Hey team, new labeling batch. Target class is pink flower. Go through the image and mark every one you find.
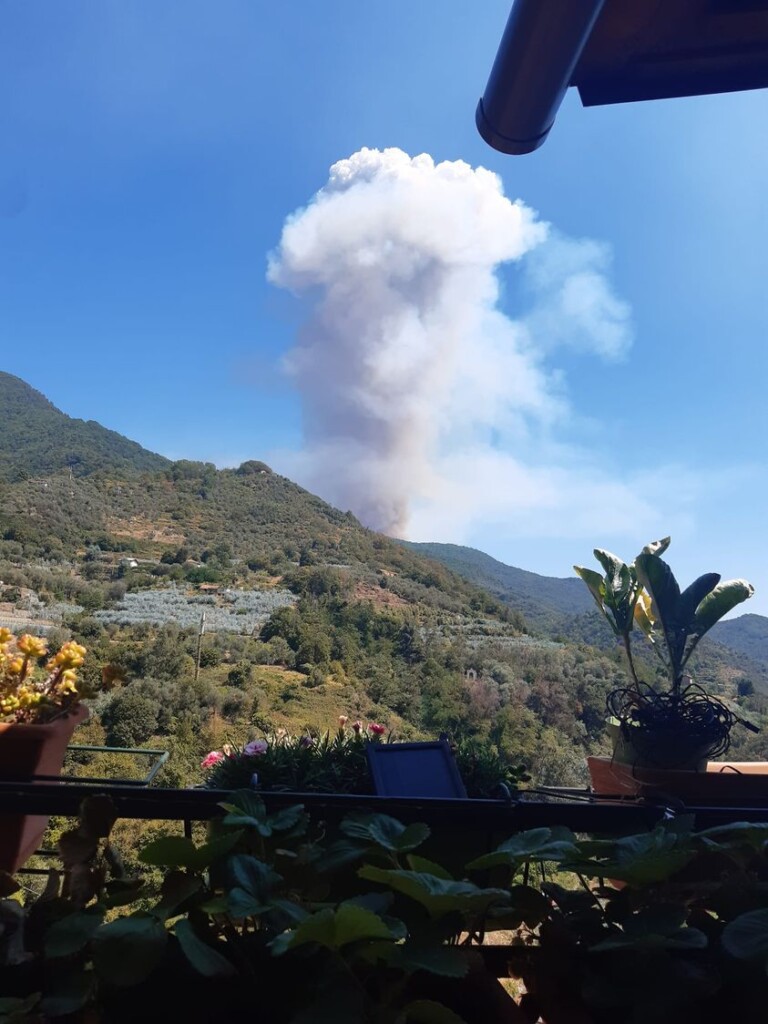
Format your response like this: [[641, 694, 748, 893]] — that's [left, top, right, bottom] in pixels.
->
[[200, 751, 225, 769], [352, 720, 363, 734], [338, 715, 348, 728], [244, 739, 268, 757], [368, 723, 386, 736]]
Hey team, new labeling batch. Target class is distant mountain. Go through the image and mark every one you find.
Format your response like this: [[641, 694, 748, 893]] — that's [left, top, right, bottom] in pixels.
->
[[711, 614, 768, 672], [0, 372, 520, 628], [405, 542, 593, 631], [411, 540, 768, 698], [0, 372, 169, 481]]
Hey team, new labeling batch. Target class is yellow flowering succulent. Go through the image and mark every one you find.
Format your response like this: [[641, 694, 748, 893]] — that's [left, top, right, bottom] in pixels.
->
[[0, 631, 89, 724]]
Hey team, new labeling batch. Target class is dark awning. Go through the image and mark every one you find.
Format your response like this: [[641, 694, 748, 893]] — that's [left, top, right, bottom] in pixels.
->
[[477, 0, 768, 155]]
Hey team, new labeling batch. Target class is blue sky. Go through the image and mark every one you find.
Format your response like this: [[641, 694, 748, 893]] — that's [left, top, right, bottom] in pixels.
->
[[1, 1, 767, 611]]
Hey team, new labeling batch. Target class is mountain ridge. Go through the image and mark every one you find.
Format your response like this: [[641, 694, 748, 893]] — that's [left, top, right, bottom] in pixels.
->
[[0, 371, 170, 482]]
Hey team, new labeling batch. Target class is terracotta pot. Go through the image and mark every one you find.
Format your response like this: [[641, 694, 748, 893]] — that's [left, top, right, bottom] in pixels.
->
[[587, 755, 768, 803], [0, 704, 89, 872]]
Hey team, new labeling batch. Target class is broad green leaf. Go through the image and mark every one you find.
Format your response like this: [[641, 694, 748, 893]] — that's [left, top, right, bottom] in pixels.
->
[[219, 788, 267, 816], [404, 1001, 467, 1024], [138, 836, 201, 869], [174, 919, 235, 978], [693, 579, 755, 635], [227, 888, 272, 919], [696, 821, 768, 851], [406, 855, 453, 880], [270, 903, 395, 955], [633, 590, 655, 639], [92, 914, 167, 986], [219, 791, 268, 831], [40, 974, 94, 1018], [506, 885, 552, 927], [640, 537, 671, 557], [341, 814, 430, 853], [230, 854, 282, 898], [267, 804, 308, 834], [566, 827, 695, 885], [466, 827, 578, 871], [635, 553, 681, 632], [677, 573, 720, 628], [573, 566, 607, 612], [139, 830, 242, 870], [722, 909, 768, 960], [314, 838, 368, 874], [593, 549, 627, 597], [358, 866, 508, 918], [45, 908, 104, 957]]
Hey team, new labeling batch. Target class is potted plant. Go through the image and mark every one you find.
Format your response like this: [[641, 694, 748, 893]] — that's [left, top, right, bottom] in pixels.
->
[[574, 538, 758, 794], [0, 629, 92, 871]]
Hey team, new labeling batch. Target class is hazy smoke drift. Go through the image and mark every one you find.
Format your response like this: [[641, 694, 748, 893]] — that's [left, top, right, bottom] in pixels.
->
[[269, 148, 630, 536]]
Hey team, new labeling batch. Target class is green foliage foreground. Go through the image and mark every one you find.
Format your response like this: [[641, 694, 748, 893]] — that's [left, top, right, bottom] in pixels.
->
[[3, 798, 768, 1022]]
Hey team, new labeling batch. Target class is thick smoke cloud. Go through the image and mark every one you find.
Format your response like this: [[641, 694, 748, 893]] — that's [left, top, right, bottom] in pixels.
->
[[268, 147, 634, 540]]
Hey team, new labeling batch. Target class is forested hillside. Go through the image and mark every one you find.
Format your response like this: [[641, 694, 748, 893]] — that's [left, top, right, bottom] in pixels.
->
[[2, 371, 767, 791], [0, 372, 169, 481]]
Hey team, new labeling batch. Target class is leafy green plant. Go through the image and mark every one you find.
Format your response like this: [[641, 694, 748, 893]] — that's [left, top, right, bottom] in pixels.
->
[[574, 537, 755, 766], [5, 797, 768, 1022]]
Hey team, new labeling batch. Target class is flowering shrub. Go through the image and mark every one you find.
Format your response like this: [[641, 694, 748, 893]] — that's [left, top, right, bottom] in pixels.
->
[[202, 716, 529, 797], [202, 717, 381, 794], [0, 629, 89, 724]]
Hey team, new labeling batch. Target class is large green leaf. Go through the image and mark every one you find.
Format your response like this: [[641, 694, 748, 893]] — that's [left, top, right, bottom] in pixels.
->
[[635, 553, 681, 629], [174, 920, 235, 978], [341, 814, 430, 853], [270, 903, 396, 955], [45, 907, 104, 957], [573, 566, 607, 614], [593, 549, 627, 598], [358, 866, 509, 918], [226, 855, 282, 919], [92, 914, 167, 986], [406, 855, 453, 880], [220, 791, 307, 837], [677, 573, 720, 628], [693, 579, 755, 636], [591, 904, 706, 953], [695, 821, 768, 852], [722, 909, 768, 960], [230, 854, 282, 897], [641, 537, 671, 557], [566, 827, 695, 886], [138, 830, 242, 870], [466, 827, 577, 871], [39, 974, 94, 1018]]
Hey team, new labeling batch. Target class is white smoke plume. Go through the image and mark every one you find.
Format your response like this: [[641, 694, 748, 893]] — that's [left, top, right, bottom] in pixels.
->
[[268, 147, 635, 541]]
